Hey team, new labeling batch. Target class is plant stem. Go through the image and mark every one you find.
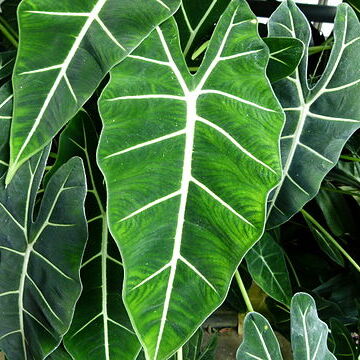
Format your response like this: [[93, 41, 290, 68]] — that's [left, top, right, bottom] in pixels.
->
[[301, 209, 360, 273], [177, 347, 183, 360], [0, 16, 18, 39], [340, 155, 360, 162], [0, 20, 18, 48], [235, 270, 254, 312], [283, 252, 301, 287], [308, 44, 332, 55]]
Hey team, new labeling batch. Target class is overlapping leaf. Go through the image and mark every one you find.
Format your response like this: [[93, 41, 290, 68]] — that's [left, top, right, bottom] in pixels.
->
[[264, 37, 304, 83], [237, 293, 336, 360], [47, 112, 140, 360], [245, 232, 292, 306], [266, 0, 360, 228], [175, 0, 230, 64], [46, 346, 72, 360], [0, 95, 87, 358], [98, 0, 283, 358], [6, 0, 180, 184], [236, 312, 282, 360]]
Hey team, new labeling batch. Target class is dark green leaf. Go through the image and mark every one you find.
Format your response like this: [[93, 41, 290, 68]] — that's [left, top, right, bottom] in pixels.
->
[[264, 37, 304, 83], [329, 318, 358, 360], [175, 0, 230, 65], [316, 188, 356, 237], [0, 150, 87, 360], [47, 112, 141, 359], [266, 1, 360, 228], [246, 232, 292, 306]]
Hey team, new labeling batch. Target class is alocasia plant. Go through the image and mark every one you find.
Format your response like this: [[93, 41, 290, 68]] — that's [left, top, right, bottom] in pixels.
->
[[98, 0, 283, 358], [0, 0, 359, 359]]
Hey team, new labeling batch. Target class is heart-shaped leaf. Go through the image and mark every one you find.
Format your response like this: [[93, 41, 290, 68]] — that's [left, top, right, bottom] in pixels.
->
[[6, 0, 180, 184], [98, 0, 283, 358], [266, 0, 360, 228]]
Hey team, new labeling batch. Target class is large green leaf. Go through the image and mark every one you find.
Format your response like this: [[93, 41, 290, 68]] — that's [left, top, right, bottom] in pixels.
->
[[47, 112, 141, 359], [245, 232, 292, 306], [266, 0, 360, 228], [98, 0, 283, 358], [5, 0, 180, 184], [0, 112, 87, 358], [237, 293, 336, 360]]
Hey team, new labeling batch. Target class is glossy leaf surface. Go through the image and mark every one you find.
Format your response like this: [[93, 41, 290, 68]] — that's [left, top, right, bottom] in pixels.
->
[[266, 0, 360, 228], [98, 0, 283, 358], [46, 112, 140, 360], [0, 145, 87, 360], [6, 0, 180, 184], [245, 232, 292, 306]]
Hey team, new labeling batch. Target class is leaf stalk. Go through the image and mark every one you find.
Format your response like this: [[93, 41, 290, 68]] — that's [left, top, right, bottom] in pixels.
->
[[301, 209, 360, 273], [235, 270, 254, 312]]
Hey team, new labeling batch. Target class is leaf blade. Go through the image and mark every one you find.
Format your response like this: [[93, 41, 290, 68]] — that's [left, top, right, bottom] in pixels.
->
[[98, 1, 284, 358], [6, 0, 180, 184], [267, 0, 360, 228]]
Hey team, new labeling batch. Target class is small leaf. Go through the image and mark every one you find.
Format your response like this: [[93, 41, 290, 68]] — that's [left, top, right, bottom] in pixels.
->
[[236, 312, 283, 360], [264, 37, 304, 83], [291, 293, 336, 360], [237, 293, 337, 360], [245, 232, 292, 306]]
